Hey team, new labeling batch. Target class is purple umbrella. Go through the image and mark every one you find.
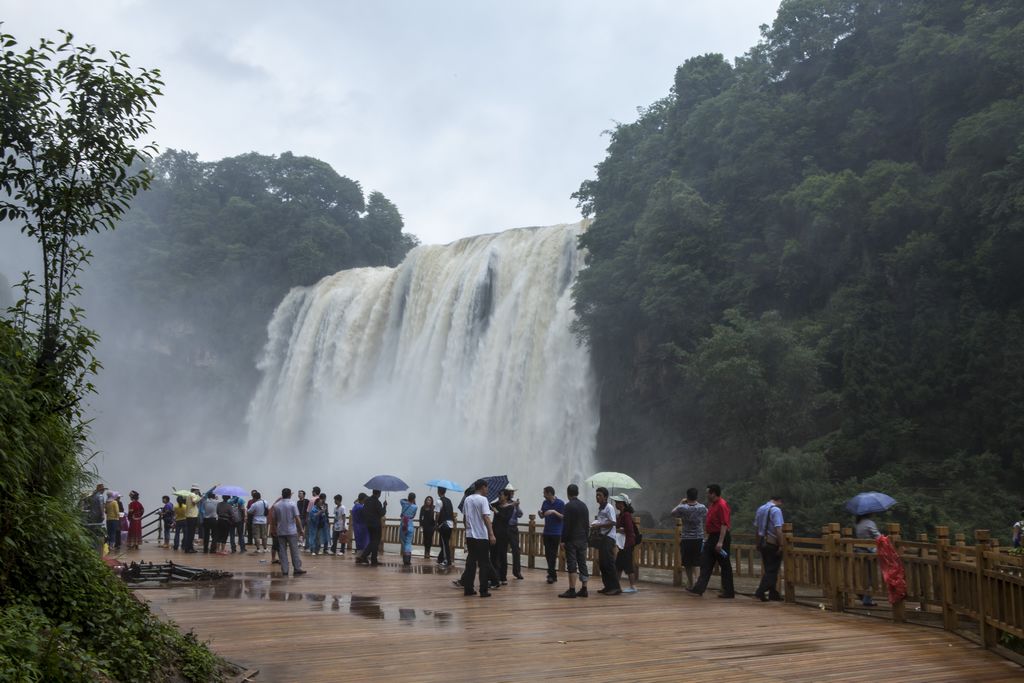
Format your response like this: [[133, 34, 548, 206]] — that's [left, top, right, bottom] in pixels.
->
[[363, 475, 408, 492]]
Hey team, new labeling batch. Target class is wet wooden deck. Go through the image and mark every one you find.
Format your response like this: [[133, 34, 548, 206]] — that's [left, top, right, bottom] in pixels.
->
[[129, 545, 1022, 682]]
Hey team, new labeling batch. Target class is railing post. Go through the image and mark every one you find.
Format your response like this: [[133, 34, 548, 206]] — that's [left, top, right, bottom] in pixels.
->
[[527, 514, 537, 570], [827, 523, 843, 612], [672, 519, 683, 587], [936, 526, 957, 632], [886, 522, 905, 622], [840, 526, 853, 609], [782, 522, 795, 603], [974, 529, 994, 648]]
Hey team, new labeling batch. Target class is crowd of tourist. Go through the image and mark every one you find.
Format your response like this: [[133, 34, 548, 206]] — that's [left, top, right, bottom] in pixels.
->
[[84, 481, 793, 601]]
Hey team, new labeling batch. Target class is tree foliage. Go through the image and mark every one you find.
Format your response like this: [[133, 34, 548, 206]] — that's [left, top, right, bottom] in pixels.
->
[[0, 29, 161, 420], [0, 30, 222, 680], [86, 149, 418, 428], [574, 0, 1024, 534]]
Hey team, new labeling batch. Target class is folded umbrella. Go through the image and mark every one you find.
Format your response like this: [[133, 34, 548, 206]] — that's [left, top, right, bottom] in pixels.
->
[[364, 474, 409, 492], [844, 491, 897, 516], [425, 479, 465, 492], [213, 485, 248, 498]]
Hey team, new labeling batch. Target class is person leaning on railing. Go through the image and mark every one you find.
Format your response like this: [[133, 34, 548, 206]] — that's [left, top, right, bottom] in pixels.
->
[[855, 513, 880, 607], [753, 496, 784, 602]]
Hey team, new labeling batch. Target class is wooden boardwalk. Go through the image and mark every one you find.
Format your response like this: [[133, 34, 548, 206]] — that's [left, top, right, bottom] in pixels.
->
[[129, 545, 1022, 682]]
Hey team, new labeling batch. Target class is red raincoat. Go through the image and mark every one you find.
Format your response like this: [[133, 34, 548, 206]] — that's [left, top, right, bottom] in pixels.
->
[[876, 535, 907, 604]]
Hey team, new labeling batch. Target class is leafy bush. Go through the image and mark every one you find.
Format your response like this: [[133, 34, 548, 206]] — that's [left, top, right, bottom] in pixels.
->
[[0, 321, 224, 681]]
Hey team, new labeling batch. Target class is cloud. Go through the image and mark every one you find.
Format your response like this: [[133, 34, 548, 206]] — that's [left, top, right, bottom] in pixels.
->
[[0, 0, 782, 246]]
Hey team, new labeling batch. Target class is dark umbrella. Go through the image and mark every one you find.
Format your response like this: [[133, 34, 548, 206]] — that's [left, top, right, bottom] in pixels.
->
[[364, 475, 409, 492], [844, 491, 897, 516], [458, 474, 509, 512]]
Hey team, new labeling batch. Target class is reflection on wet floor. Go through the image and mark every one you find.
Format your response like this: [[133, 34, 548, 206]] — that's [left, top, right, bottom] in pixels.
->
[[368, 561, 453, 575], [164, 578, 454, 626]]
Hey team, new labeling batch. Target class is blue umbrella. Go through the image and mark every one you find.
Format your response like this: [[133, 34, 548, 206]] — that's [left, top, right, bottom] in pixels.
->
[[844, 491, 897, 516], [458, 475, 509, 511], [425, 479, 465, 492], [213, 485, 248, 498], [364, 474, 409, 492]]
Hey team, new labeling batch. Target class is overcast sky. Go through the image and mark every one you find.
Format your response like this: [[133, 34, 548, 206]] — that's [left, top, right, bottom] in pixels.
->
[[1, 0, 780, 246]]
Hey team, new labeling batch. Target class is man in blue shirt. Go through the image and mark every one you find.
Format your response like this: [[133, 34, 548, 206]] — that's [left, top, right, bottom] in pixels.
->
[[753, 496, 784, 602], [538, 486, 565, 584]]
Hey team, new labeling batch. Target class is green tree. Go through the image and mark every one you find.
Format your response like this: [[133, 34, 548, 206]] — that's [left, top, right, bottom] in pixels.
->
[[573, 0, 1024, 534], [0, 29, 161, 417], [0, 29, 222, 681]]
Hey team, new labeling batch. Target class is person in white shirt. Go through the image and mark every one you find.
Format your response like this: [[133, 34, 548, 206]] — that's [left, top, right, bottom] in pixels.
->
[[456, 479, 497, 597], [592, 487, 621, 595], [332, 494, 348, 555], [248, 491, 270, 553]]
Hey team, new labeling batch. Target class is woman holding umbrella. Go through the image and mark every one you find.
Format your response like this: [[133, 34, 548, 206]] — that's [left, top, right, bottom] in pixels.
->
[[846, 492, 895, 608]]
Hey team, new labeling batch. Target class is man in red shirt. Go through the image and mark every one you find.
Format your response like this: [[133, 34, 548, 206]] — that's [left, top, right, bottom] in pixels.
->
[[686, 484, 735, 598]]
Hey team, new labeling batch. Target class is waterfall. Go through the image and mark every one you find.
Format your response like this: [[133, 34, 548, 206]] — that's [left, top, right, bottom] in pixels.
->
[[247, 222, 599, 501]]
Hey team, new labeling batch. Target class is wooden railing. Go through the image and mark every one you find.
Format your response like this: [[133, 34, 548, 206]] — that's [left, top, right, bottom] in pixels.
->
[[779, 522, 1024, 657], [372, 515, 1024, 657]]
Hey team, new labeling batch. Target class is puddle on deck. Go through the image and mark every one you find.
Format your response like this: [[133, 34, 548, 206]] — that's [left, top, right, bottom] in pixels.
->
[[161, 577, 455, 627]]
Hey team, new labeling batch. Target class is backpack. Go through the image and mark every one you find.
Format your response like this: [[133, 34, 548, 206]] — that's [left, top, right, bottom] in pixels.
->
[[229, 504, 242, 525], [633, 520, 643, 546]]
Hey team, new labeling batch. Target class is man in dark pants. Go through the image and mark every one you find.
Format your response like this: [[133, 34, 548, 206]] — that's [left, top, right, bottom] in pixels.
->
[[539, 485, 565, 583], [357, 489, 386, 566], [592, 487, 621, 595], [457, 479, 497, 597], [558, 484, 590, 598], [201, 490, 218, 553], [505, 486, 524, 580], [687, 484, 735, 598], [183, 485, 202, 553], [754, 496, 784, 602], [436, 487, 455, 566]]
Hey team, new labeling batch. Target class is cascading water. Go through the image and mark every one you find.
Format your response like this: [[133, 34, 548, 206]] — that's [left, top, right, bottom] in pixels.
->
[[247, 222, 598, 501]]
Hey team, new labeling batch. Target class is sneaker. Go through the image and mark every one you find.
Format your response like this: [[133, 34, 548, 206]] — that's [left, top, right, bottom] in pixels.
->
[[514, 574, 524, 580], [622, 587, 638, 593], [576, 586, 588, 598], [546, 577, 556, 584], [271, 559, 280, 564], [452, 580, 465, 589], [558, 589, 577, 599], [717, 593, 735, 599], [685, 588, 703, 596], [293, 569, 307, 576], [500, 580, 508, 586], [605, 588, 622, 596], [464, 589, 478, 596], [479, 592, 491, 598]]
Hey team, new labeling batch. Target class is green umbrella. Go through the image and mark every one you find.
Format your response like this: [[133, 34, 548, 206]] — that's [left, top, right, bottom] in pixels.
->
[[584, 472, 642, 490]]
